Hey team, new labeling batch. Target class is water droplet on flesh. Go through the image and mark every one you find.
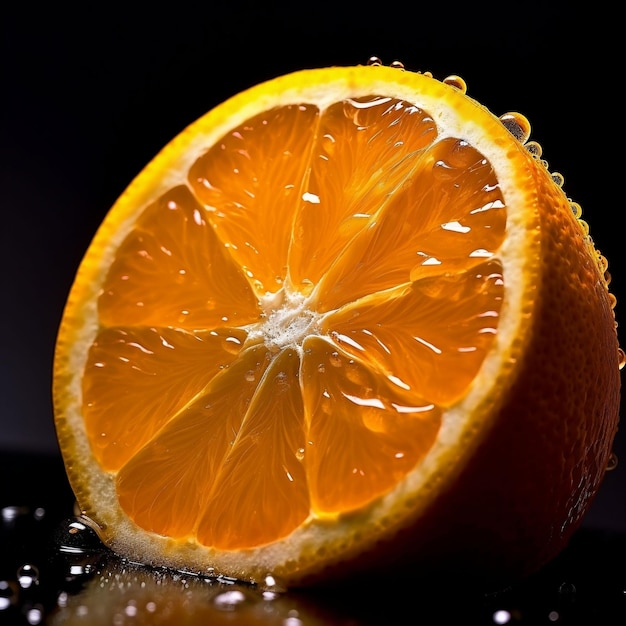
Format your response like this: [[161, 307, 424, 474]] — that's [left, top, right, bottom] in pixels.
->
[[329, 352, 342, 367]]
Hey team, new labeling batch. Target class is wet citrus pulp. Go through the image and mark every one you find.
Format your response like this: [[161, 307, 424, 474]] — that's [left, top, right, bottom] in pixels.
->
[[53, 62, 621, 586]]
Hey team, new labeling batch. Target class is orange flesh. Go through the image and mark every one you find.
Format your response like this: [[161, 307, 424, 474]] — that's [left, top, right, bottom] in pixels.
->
[[82, 96, 506, 550]]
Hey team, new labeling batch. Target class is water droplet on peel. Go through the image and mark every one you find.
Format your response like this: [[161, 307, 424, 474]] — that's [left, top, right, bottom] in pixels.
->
[[606, 452, 618, 471], [578, 219, 590, 235], [551, 171, 565, 187], [617, 347, 625, 370], [570, 201, 582, 218], [17, 564, 39, 589], [499, 112, 531, 144], [525, 140, 543, 158], [443, 74, 467, 93]]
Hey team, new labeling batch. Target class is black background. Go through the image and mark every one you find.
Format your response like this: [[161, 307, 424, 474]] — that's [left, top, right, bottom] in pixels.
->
[[2, 2, 624, 532]]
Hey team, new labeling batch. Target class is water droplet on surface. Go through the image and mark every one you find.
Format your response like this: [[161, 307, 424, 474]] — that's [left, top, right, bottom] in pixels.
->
[[1, 505, 30, 527], [295, 448, 305, 461], [499, 112, 531, 144], [56, 517, 107, 554], [617, 347, 625, 370], [33, 507, 45, 521], [212, 588, 253, 611], [558, 581, 577, 596], [367, 56, 382, 66], [260, 573, 287, 595], [492, 608, 512, 624], [390, 60, 404, 69], [0, 580, 18, 610], [17, 564, 39, 589], [25, 603, 44, 624]]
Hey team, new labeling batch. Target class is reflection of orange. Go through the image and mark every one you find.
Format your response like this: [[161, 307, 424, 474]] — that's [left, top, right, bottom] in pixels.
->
[[53, 63, 621, 586], [48, 559, 330, 626]]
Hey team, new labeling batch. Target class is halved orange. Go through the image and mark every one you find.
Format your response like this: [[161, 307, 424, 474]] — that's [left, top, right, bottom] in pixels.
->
[[53, 61, 621, 587]]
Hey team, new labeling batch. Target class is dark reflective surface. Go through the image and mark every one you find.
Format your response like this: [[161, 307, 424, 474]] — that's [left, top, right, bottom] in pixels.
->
[[1, 450, 624, 625]]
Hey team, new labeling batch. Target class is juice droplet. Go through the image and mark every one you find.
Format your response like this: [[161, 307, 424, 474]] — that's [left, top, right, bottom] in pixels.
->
[[443, 74, 467, 94], [606, 452, 618, 471], [499, 112, 531, 144]]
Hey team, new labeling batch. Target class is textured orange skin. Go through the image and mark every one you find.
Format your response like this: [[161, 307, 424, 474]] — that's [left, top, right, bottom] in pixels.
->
[[294, 148, 621, 589]]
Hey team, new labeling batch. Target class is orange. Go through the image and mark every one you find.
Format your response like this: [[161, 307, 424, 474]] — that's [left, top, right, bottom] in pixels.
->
[[52, 60, 621, 588]]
